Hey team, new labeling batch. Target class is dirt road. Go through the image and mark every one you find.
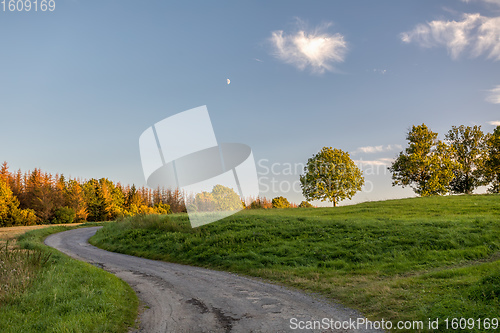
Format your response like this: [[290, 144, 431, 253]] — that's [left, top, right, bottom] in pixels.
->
[[45, 227, 382, 333]]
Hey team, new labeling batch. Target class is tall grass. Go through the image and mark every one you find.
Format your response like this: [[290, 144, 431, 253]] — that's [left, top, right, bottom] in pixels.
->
[[0, 241, 51, 303]]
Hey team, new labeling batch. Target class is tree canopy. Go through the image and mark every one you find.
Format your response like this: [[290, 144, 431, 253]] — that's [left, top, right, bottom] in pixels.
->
[[193, 185, 242, 212], [300, 147, 364, 207], [445, 125, 486, 194], [389, 124, 458, 196]]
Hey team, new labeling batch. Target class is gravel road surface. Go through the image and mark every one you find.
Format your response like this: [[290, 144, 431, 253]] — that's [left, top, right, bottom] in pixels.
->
[[45, 227, 382, 333]]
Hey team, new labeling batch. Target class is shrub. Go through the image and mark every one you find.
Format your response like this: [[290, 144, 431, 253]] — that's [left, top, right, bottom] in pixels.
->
[[272, 196, 290, 208], [52, 207, 76, 224], [298, 201, 314, 208], [14, 208, 38, 225], [153, 202, 171, 214]]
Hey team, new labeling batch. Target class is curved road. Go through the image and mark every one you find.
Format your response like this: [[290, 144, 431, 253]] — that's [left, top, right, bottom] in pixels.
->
[[45, 227, 381, 333]]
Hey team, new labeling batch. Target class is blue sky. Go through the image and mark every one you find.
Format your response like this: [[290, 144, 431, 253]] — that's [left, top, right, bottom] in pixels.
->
[[1, 0, 500, 205]]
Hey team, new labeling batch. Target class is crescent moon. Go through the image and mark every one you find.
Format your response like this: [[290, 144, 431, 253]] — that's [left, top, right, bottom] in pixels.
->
[[227, 79, 230, 85]]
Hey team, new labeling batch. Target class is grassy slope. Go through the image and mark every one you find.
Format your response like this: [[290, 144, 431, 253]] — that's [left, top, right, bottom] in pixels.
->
[[0, 225, 138, 333], [90, 195, 500, 332]]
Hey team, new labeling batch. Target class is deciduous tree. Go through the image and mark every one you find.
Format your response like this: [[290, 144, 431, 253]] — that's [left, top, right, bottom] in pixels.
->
[[300, 147, 364, 207], [211, 185, 242, 211], [445, 125, 486, 194], [389, 124, 458, 196]]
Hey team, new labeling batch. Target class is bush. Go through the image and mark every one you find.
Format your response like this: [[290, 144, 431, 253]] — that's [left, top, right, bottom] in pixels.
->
[[272, 196, 290, 208], [14, 208, 38, 225], [153, 202, 171, 214], [298, 201, 314, 208], [52, 207, 76, 224]]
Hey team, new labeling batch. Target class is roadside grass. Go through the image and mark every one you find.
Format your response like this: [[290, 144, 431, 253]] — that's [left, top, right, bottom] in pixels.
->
[[90, 195, 500, 332], [0, 224, 138, 333], [0, 240, 52, 304]]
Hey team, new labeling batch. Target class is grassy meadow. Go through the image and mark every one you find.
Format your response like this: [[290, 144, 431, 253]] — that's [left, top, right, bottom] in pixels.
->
[[90, 194, 500, 332], [0, 225, 138, 333]]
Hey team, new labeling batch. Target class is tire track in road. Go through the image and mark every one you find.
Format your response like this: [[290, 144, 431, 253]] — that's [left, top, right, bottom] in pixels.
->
[[45, 227, 382, 333]]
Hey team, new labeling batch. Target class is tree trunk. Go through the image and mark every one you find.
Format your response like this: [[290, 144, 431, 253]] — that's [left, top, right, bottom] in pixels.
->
[[333, 198, 337, 207]]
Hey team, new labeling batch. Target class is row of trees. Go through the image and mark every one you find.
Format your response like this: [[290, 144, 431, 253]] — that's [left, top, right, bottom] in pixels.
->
[[390, 124, 500, 196], [0, 162, 185, 226], [0, 162, 316, 226]]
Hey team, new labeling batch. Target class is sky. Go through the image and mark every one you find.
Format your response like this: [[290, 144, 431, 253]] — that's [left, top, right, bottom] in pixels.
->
[[1, 0, 500, 206]]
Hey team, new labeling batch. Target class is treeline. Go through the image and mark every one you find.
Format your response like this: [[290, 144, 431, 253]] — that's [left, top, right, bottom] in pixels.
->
[[390, 124, 500, 196], [0, 162, 185, 227], [0, 162, 312, 227]]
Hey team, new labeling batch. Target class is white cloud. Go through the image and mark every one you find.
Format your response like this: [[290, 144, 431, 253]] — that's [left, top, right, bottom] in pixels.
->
[[460, 0, 500, 5], [401, 13, 500, 60], [355, 158, 395, 167], [486, 85, 500, 103], [488, 120, 500, 125], [354, 144, 402, 154], [269, 21, 348, 73]]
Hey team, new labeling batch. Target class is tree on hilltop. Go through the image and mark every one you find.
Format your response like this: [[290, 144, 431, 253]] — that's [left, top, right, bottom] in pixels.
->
[[300, 147, 364, 207], [445, 125, 487, 194], [389, 124, 458, 196]]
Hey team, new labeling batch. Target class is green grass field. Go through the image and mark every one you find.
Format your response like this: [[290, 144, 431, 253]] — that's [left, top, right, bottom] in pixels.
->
[[0, 225, 138, 333], [90, 194, 500, 332]]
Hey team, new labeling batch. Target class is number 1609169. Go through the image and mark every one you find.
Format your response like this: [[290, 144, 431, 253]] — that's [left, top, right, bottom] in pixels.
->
[[1, 0, 55, 12]]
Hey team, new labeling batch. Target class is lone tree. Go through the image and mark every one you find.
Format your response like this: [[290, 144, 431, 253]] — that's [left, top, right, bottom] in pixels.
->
[[445, 125, 486, 194], [300, 147, 364, 207], [389, 124, 458, 196]]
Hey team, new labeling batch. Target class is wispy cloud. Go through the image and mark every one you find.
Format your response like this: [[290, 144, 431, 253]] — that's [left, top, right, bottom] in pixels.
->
[[355, 158, 395, 166], [373, 69, 387, 74], [401, 13, 500, 60], [354, 144, 402, 154], [486, 85, 500, 103], [269, 20, 348, 73], [488, 120, 500, 125], [460, 0, 500, 5]]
